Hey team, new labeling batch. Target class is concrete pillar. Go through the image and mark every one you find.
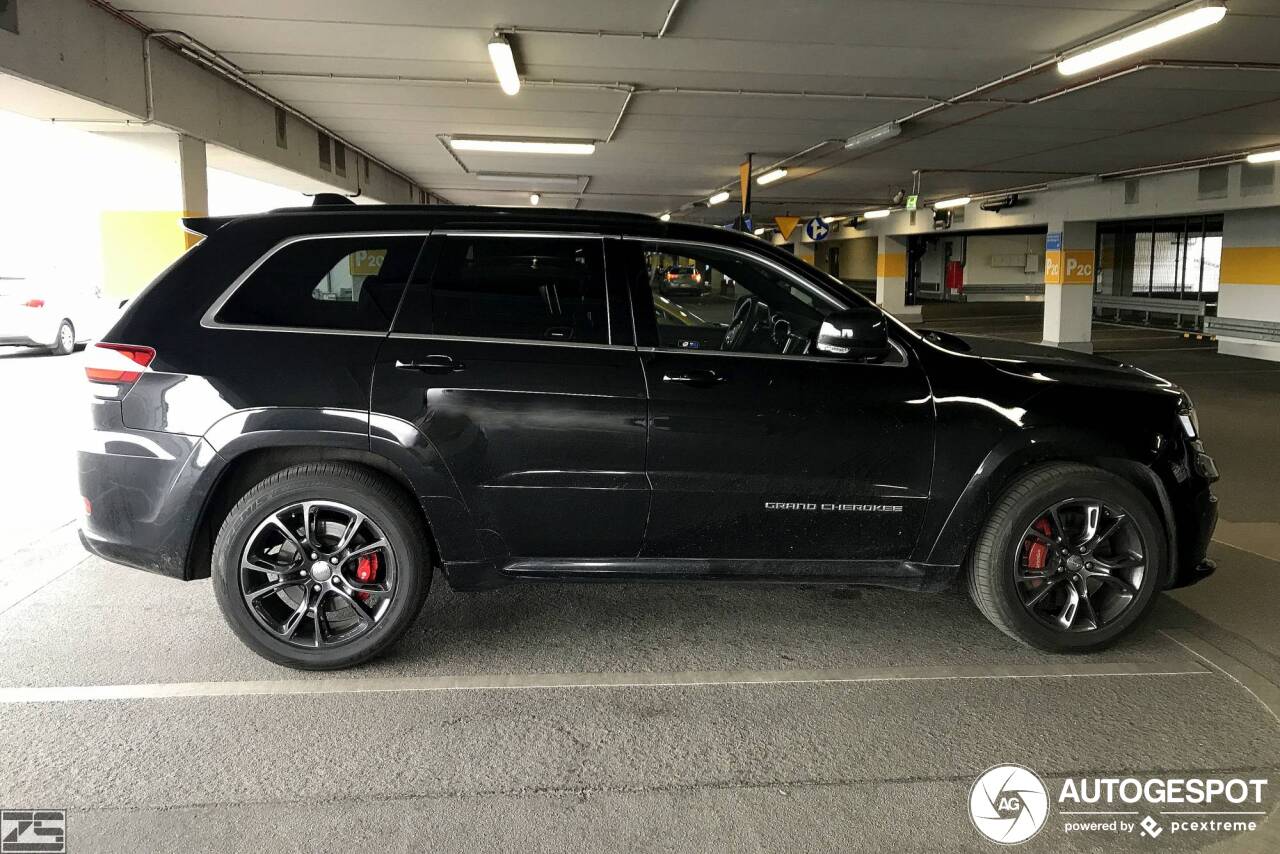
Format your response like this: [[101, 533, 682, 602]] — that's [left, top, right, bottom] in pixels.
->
[[97, 133, 208, 298], [876, 234, 920, 320], [177, 135, 209, 248], [1042, 220, 1096, 352], [792, 242, 816, 266], [1217, 208, 1280, 362]]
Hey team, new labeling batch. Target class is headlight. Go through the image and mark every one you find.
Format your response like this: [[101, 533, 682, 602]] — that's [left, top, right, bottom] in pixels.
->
[[1178, 392, 1199, 438]]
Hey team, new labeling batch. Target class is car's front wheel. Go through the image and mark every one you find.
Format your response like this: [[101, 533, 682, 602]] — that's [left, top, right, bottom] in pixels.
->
[[968, 463, 1166, 652], [212, 462, 431, 669]]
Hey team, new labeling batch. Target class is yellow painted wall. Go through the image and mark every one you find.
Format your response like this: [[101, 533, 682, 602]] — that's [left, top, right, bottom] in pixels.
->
[[876, 251, 906, 279], [1221, 246, 1280, 285], [99, 210, 189, 298]]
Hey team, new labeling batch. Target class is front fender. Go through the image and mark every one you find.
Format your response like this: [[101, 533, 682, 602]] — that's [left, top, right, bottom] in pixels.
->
[[919, 425, 1148, 567]]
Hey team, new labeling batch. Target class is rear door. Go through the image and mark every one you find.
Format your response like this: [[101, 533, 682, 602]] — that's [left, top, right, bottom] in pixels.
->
[[371, 230, 649, 561]]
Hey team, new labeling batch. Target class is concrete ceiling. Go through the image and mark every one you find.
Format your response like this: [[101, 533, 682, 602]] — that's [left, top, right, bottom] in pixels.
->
[[108, 0, 1280, 222]]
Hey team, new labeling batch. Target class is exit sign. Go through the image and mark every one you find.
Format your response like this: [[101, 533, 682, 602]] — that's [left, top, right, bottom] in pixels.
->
[[905, 195, 919, 211]]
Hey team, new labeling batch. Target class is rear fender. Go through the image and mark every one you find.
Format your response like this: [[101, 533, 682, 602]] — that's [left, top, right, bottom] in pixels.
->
[[187, 408, 482, 579]]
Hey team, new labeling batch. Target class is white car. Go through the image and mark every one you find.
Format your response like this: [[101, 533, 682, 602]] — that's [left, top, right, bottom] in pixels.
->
[[0, 278, 123, 355]]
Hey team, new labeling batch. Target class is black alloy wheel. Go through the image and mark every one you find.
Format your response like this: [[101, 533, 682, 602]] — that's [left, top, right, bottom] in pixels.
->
[[213, 462, 430, 669], [1014, 499, 1145, 633], [968, 463, 1166, 653], [239, 499, 397, 649]]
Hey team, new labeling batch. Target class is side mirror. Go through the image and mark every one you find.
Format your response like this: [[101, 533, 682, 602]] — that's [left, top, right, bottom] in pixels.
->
[[816, 306, 890, 361]]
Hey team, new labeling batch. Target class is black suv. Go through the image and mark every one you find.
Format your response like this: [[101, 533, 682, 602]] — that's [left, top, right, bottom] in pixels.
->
[[78, 203, 1219, 669]]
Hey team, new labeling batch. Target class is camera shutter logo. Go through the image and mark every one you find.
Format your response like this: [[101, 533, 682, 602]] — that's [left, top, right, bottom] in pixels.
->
[[969, 765, 1050, 844]]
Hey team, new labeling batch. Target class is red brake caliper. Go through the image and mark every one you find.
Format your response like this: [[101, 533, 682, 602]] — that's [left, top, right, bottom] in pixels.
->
[[354, 553, 379, 602], [1025, 518, 1054, 573]]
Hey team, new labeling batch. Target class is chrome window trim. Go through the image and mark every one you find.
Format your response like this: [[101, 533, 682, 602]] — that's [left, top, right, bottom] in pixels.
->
[[412, 231, 614, 347], [200, 231, 433, 333]]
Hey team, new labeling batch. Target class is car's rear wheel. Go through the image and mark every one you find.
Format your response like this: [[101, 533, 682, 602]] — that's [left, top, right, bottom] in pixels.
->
[[212, 462, 430, 669], [50, 320, 74, 356], [967, 463, 1166, 652]]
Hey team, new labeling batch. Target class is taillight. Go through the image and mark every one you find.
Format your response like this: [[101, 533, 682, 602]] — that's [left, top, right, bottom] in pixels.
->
[[85, 343, 155, 398], [666, 272, 677, 280], [692, 271, 702, 283], [22, 299, 45, 308]]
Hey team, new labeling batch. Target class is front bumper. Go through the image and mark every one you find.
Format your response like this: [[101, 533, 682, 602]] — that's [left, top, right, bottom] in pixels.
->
[[1164, 445, 1218, 589]]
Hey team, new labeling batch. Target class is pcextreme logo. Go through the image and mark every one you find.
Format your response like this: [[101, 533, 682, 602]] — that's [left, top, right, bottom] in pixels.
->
[[969, 765, 1271, 845]]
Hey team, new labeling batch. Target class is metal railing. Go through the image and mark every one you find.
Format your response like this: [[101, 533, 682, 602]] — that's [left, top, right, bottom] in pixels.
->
[[1204, 316, 1280, 343], [1093, 294, 1207, 328]]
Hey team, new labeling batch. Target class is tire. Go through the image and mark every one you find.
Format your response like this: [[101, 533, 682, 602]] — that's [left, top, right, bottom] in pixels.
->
[[50, 320, 74, 356], [967, 463, 1167, 653], [212, 462, 431, 669]]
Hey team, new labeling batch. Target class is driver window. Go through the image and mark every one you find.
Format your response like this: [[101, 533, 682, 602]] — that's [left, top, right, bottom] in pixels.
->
[[641, 243, 830, 356]]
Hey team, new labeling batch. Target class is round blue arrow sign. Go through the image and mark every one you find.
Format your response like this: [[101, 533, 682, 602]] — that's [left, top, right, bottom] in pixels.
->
[[805, 217, 831, 241]]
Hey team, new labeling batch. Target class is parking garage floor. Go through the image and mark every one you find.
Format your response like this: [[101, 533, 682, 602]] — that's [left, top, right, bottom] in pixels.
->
[[2, 323, 1279, 853]]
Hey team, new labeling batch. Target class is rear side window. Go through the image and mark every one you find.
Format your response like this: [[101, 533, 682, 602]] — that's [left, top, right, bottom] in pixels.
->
[[214, 235, 425, 331], [397, 235, 608, 344]]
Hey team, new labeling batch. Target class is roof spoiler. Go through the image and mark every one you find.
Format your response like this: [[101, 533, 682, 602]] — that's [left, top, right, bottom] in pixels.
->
[[181, 216, 234, 238], [310, 193, 358, 206]]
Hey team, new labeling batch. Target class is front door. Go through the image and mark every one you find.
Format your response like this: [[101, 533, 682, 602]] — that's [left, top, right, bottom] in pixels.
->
[[372, 231, 649, 560], [616, 237, 935, 564]]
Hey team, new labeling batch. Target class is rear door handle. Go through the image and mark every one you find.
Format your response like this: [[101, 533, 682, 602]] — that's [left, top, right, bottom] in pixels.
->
[[395, 355, 464, 373], [662, 369, 725, 386]]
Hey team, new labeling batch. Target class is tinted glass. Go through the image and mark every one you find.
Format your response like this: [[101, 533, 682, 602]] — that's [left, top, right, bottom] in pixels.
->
[[216, 236, 424, 331], [401, 236, 608, 343], [640, 242, 832, 356]]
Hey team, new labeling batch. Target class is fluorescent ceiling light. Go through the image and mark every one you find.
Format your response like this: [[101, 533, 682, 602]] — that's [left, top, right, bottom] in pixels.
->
[[708, 190, 730, 205], [474, 172, 583, 188], [933, 196, 971, 209], [1057, 1, 1227, 76], [659, 212, 671, 221], [449, 136, 596, 155], [487, 34, 521, 96], [756, 168, 788, 185], [863, 209, 892, 219], [753, 227, 767, 235], [824, 216, 848, 224], [1246, 149, 1280, 164], [844, 121, 901, 151], [529, 192, 540, 205]]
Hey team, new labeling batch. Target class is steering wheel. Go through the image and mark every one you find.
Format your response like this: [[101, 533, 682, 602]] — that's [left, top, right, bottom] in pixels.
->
[[722, 295, 773, 352]]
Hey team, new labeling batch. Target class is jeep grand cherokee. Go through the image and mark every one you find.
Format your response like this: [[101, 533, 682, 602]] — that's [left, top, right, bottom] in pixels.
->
[[78, 202, 1218, 669]]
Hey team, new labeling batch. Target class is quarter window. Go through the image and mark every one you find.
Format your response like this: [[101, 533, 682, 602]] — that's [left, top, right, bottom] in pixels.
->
[[399, 235, 608, 344], [216, 236, 423, 331]]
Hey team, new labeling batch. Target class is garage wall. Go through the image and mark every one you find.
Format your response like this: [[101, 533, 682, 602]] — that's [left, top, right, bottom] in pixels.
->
[[963, 233, 1046, 301], [810, 235, 876, 285]]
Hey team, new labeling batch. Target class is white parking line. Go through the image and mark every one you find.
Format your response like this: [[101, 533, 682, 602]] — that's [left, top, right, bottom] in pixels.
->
[[0, 660, 1211, 704], [1162, 629, 1280, 724]]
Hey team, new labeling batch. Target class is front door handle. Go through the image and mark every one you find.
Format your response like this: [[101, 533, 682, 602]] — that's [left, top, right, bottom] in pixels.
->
[[662, 369, 725, 386], [395, 355, 464, 373]]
